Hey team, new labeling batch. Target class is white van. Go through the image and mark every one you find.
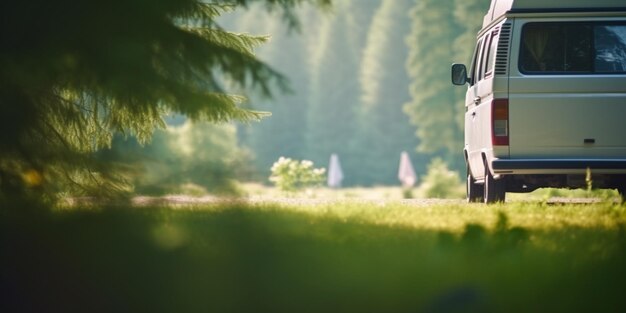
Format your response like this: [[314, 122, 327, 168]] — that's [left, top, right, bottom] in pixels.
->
[[451, 0, 626, 203]]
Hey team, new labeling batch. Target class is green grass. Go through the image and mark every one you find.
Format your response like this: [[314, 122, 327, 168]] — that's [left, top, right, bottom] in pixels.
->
[[241, 182, 620, 201], [240, 183, 417, 200], [3, 201, 626, 312]]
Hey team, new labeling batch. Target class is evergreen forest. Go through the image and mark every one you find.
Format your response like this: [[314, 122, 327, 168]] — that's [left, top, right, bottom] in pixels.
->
[[208, 0, 491, 187]]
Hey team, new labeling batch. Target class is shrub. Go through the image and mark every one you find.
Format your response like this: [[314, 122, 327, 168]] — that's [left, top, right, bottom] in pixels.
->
[[416, 158, 465, 199], [269, 157, 326, 192]]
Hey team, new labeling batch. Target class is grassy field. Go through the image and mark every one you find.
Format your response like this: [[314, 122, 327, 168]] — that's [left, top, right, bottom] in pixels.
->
[[3, 198, 626, 312], [239, 182, 620, 201]]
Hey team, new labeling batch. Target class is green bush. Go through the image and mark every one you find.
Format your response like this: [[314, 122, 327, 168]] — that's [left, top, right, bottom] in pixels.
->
[[269, 157, 326, 192], [416, 158, 465, 199]]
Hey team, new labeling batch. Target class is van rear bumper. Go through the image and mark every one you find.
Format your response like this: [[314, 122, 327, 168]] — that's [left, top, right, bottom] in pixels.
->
[[492, 159, 626, 175]]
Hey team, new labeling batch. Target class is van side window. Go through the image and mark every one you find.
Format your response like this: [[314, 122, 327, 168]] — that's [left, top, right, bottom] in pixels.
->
[[485, 31, 498, 77], [470, 39, 483, 85], [479, 34, 492, 81], [520, 22, 626, 74]]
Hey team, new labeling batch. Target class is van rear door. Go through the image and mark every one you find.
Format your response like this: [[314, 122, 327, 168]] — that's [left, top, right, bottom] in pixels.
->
[[508, 21, 626, 158]]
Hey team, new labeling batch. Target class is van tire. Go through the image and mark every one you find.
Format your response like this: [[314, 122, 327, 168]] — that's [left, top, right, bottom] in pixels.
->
[[467, 166, 482, 203], [484, 159, 506, 204], [618, 186, 626, 204]]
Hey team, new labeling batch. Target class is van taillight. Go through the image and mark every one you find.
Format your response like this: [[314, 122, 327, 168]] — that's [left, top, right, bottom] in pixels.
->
[[492, 99, 509, 146]]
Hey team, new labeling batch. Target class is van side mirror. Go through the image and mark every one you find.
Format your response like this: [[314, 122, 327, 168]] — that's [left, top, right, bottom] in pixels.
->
[[451, 63, 468, 86]]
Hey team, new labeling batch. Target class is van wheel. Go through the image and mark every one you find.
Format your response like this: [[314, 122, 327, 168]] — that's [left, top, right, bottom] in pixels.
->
[[467, 166, 482, 203], [484, 159, 506, 204]]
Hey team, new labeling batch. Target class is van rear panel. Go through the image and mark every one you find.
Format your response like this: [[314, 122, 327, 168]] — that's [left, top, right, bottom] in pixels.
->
[[509, 75, 626, 158], [508, 19, 626, 159]]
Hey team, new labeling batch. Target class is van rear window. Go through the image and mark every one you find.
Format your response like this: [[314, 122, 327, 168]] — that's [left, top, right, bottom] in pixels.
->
[[520, 22, 626, 74]]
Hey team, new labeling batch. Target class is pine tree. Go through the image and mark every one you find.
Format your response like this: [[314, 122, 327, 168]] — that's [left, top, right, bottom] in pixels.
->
[[307, 2, 360, 185], [356, 0, 424, 185], [453, 0, 492, 68], [405, 0, 464, 170], [237, 6, 318, 178], [344, 0, 382, 65], [0, 0, 329, 204]]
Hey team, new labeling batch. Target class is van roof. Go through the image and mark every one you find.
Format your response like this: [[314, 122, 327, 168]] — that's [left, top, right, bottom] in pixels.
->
[[483, 0, 626, 28]]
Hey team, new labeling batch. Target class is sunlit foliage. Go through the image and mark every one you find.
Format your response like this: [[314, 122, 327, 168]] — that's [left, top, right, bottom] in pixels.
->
[[269, 157, 325, 192], [416, 158, 465, 199]]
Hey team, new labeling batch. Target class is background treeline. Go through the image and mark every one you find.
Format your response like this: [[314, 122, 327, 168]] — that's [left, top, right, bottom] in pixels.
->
[[109, 0, 490, 192]]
